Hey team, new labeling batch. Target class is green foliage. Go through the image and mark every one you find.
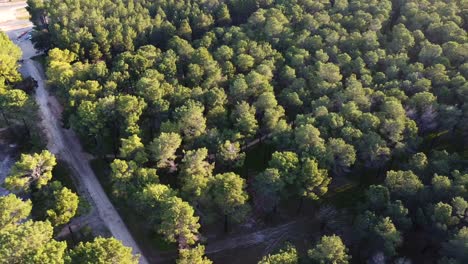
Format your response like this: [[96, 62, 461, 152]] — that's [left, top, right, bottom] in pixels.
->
[[176, 245, 212, 264], [136, 184, 200, 247], [232, 101, 258, 138], [137, 183, 177, 212], [115, 95, 146, 135], [294, 124, 325, 157], [4, 150, 56, 192], [432, 202, 458, 231], [325, 138, 356, 173], [384, 170, 423, 199], [258, 243, 298, 264], [0, 32, 22, 85], [119, 134, 148, 164], [148, 132, 182, 169], [46, 49, 77, 92], [254, 168, 284, 212], [317, 62, 342, 84], [211, 172, 250, 221], [45, 184, 79, 226], [172, 100, 206, 140], [0, 89, 28, 125], [0, 220, 67, 264], [298, 158, 330, 200], [357, 150, 468, 261], [158, 196, 201, 247], [27, 0, 468, 261], [365, 185, 390, 211], [110, 159, 158, 198], [0, 33, 42, 144], [389, 24, 415, 53], [179, 148, 214, 201], [385, 200, 412, 230], [268, 151, 299, 185], [67, 237, 139, 264], [308, 235, 350, 264], [355, 211, 402, 257], [432, 174, 452, 199], [0, 194, 32, 230], [217, 140, 245, 168], [441, 227, 468, 263], [373, 217, 402, 257]]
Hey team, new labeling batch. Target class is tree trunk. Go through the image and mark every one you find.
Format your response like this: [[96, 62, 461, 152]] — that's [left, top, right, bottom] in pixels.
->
[[94, 136, 101, 158], [112, 121, 119, 158], [224, 214, 229, 233], [68, 224, 77, 244], [22, 118, 31, 138], [297, 196, 304, 215], [149, 115, 155, 140], [429, 135, 439, 150], [1, 110, 10, 126]]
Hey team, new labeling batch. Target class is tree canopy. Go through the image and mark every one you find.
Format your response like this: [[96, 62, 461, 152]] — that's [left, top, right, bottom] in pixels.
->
[[308, 235, 350, 264], [67, 237, 139, 264], [25, 0, 468, 262], [5, 150, 56, 192]]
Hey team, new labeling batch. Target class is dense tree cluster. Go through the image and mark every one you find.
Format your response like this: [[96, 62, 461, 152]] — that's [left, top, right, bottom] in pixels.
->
[[0, 32, 40, 143], [26, 0, 468, 262], [0, 151, 138, 263], [259, 235, 350, 264], [1, 29, 140, 263], [258, 243, 298, 264], [0, 32, 22, 86], [355, 151, 467, 262], [4, 150, 56, 192], [3, 151, 80, 228]]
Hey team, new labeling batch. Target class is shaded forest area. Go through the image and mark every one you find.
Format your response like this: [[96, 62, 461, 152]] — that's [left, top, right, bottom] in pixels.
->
[[22, 0, 468, 263]]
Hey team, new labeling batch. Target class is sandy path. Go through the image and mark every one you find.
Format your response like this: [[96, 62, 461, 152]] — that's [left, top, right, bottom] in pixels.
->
[[205, 220, 300, 254], [0, 2, 29, 31], [23, 38, 150, 264], [1, 3, 150, 263], [23, 37, 149, 264], [0, 2, 26, 22]]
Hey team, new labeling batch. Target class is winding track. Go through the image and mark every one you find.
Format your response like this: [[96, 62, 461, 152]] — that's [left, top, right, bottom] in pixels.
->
[[1, 3, 149, 263]]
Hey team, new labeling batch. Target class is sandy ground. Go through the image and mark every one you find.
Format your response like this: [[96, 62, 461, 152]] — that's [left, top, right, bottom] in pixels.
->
[[1, 2, 149, 263], [0, 2, 30, 32], [26, 59, 150, 264]]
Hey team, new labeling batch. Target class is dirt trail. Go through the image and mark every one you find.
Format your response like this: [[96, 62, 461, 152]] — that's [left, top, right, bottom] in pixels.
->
[[1, 3, 150, 263], [0, 2, 26, 23], [25, 47, 150, 264], [205, 216, 318, 264], [205, 220, 300, 255]]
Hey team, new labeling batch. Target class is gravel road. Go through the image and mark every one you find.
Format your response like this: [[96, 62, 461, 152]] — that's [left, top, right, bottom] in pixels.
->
[[1, 3, 149, 263]]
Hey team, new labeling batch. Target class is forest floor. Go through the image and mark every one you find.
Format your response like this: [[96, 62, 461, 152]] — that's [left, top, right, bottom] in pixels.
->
[[0, 3, 150, 264]]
